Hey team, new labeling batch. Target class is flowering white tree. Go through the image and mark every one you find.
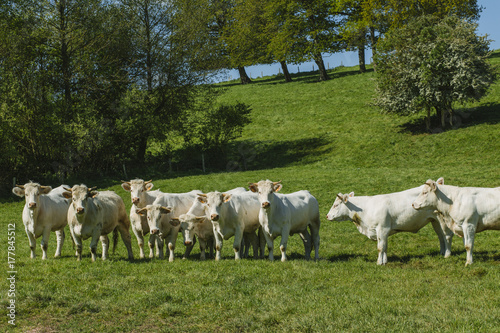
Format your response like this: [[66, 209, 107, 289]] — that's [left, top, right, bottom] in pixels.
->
[[374, 15, 497, 130]]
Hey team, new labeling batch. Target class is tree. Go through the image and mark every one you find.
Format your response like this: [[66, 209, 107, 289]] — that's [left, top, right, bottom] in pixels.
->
[[374, 15, 497, 131]]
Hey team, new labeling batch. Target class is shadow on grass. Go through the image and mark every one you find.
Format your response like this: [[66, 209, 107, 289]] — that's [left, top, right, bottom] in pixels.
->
[[220, 68, 373, 87], [398, 102, 500, 135], [228, 136, 332, 172], [327, 253, 372, 263]]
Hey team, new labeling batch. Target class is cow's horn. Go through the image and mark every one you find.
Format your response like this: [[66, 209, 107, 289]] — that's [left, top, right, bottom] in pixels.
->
[[16, 184, 25, 189], [121, 180, 131, 184], [63, 187, 72, 192], [88, 186, 98, 192], [197, 193, 207, 197], [273, 180, 282, 185], [144, 179, 153, 184]]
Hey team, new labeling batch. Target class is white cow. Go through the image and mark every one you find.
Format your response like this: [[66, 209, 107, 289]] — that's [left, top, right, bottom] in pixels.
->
[[412, 179, 500, 266], [12, 183, 70, 259], [249, 180, 321, 262], [121, 179, 163, 258], [63, 185, 134, 261], [170, 197, 215, 260], [136, 190, 201, 262], [196, 189, 262, 260], [326, 178, 454, 265]]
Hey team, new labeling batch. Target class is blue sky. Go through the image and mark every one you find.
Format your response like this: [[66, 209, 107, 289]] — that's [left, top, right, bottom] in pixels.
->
[[222, 1, 500, 82]]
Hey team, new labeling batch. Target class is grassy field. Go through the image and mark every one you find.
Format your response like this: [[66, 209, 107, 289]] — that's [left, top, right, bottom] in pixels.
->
[[1, 51, 500, 332]]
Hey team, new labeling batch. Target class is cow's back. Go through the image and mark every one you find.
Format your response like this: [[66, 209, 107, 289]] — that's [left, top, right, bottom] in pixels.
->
[[36, 185, 70, 231], [279, 190, 319, 232], [97, 191, 128, 234], [227, 192, 261, 232]]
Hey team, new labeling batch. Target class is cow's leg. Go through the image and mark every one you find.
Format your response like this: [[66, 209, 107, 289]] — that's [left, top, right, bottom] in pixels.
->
[[214, 232, 223, 261], [89, 228, 101, 262], [376, 227, 390, 265], [248, 232, 259, 259], [233, 229, 244, 261], [40, 228, 51, 260], [54, 228, 65, 258], [258, 227, 266, 259], [131, 224, 145, 259], [156, 237, 164, 259], [25, 228, 36, 259], [73, 234, 83, 261], [100, 234, 109, 260], [310, 218, 321, 260], [279, 228, 291, 262], [298, 228, 312, 260], [147, 233, 156, 258], [462, 220, 477, 266], [116, 223, 134, 261], [199, 238, 207, 261], [262, 231, 274, 261], [430, 219, 453, 258], [208, 237, 214, 259], [166, 233, 177, 262]]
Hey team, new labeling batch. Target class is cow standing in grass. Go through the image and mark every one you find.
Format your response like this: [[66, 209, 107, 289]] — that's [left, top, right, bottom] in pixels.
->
[[196, 188, 263, 261], [249, 180, 321, 262], [136, 190, 201, 262], [327, 178, 453, 265], [12, 183, 70, 259], [63, 185, 134, 261], [121, 179, 163, 259], [412, 179, 500, 266]]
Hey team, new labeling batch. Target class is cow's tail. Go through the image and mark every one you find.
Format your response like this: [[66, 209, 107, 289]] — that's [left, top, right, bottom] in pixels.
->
[[112, 227, 119, 254]]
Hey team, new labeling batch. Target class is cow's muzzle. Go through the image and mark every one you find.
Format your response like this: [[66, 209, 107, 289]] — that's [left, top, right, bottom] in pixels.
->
[[412, 203, 420, 210], [76, 207, 85, 214], [211, 214, 219, 221], [262, 202, 270, 209], [185, 240, 193, 246], [132, 197, 140, 205], [151, 228, 160, 235], [28, 202, 37, 209]]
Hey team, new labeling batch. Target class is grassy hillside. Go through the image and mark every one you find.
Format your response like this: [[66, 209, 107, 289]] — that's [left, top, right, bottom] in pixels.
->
[[1, 51, 499, 332]]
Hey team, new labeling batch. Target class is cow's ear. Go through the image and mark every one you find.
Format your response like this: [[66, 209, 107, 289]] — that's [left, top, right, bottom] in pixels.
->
[[195, 216, 205, 223], [160, 206, 172, 214], [436, 177, 444, 185], [343, 194, 350, 203], [197, 196, 206, 204], [136, 208, 147, 216], [90, 191, 99, 198], [62, 191, 72, 199], [145, 182, 154, 191], [273, 183, 282, 192], [248, 183, 258, 193], [425, 179, 437, 191], [121, 182, 131, 192], [170, 218, 180, 227], [349, 192, 354, 197], [12, 187, 25, 197], [40, 186, 52, 195], [223, 193, 232, 203]]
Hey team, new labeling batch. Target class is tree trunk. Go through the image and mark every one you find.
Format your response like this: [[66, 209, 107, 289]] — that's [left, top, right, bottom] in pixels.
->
[[58, 0, 72, 120], [314, 53, 329, 81], [237, 67, 252, 84], [137, 137, 147, 163], [370, 26, 377, 72], [280, 61, 292, 82], [358, 46, 366, 73], [425, 106, 431, 131]]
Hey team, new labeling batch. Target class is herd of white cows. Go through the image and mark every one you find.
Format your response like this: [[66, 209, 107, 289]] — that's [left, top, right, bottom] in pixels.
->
[[12, 178, 500, 266]]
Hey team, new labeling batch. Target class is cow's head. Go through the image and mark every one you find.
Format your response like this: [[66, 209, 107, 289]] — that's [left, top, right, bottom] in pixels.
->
[[63, 185, 98, 215], [326, 192, 354, 221], [136, 204, 172, 236], [121, 179, 154, 206], [412, 178, 444, 210], [197, 192, 231, 222], [248, 180, 282, 209], [172, 213, 206, 246], [12, 182, 52, 210]]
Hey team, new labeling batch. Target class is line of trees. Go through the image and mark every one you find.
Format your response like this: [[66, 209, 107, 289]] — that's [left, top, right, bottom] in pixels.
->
[[0, 0, 485, 196]]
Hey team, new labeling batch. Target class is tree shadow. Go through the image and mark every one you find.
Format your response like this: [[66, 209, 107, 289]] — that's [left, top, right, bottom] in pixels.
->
[[398, 102, 500, 135], [226, 136, 332, 172]]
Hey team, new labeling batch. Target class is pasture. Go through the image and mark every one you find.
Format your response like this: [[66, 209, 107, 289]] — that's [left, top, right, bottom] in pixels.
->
[[1, 51, 500, 332]]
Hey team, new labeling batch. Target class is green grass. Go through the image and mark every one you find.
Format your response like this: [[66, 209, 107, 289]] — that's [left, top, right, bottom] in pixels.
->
[[1, 51, 500, 332]]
